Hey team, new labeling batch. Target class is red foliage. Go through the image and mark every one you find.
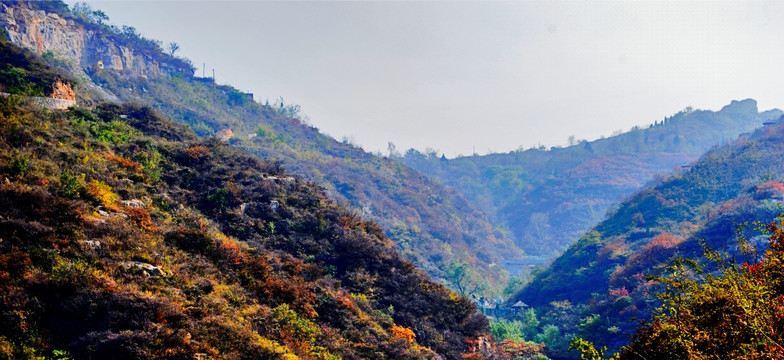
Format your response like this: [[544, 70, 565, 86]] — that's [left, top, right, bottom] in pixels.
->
[[610, 233, 684, 287], [107, 154, 143, 175], [609, 287, 629, 299], [641, 232, 683, 252], [0, 250, 31, 280], [124, 207, 157, 232], [498, 339, 545, 359], [217, 240, 244, 267], [757, 180, 784, 194]]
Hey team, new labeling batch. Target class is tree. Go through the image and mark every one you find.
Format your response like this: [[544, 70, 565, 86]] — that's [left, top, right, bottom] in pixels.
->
[[71, 2, 108, 24], [167, 42, 180, 57], [387, 142, 400, 158], [445, 260, 482, 296], [503, 276, 525, 298]]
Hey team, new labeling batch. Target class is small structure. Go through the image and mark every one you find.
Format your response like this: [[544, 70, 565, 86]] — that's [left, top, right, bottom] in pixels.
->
[[96, 60, 104, 70], [764, 121, 776, 126], [512, 301, 528, 308], [511, 301, 529, 316]]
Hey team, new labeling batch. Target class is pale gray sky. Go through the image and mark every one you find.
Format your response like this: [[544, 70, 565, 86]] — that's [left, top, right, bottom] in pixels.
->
[[74, 1, 784, 156]]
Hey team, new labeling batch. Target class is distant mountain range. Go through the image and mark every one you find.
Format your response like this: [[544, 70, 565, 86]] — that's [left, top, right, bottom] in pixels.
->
[[400, 100, 781, 259]]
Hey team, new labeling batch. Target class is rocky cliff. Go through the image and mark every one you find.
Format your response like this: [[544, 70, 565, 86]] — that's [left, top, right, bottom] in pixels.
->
[[0, 2, 191, 77]]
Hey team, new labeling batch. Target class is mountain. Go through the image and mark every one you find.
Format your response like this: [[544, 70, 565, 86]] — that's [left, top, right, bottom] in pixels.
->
[[0, 0, 523, 290], [512, 112, 784, 356], [399, 101, 782, 259], [0, 35, 496, 359]]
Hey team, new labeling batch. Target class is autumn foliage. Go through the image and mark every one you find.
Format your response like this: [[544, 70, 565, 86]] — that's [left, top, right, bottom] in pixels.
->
[[0, 86, 491, 359], [621, 219, 784, 359], [391, 325, 416, 343]]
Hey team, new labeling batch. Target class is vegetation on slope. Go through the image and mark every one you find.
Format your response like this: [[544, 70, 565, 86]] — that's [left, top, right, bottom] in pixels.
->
[[0, 32, 70, 97], [0, 51, 495, 358], [619, 219, 784, 359], [513, 115, 784, 357], [399, 102, 781, 258], [10, 0, 522, 292]]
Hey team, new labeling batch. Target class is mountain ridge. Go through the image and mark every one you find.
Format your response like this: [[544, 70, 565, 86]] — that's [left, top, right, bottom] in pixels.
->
[[0, 0, 522, 291], [399, 99, 782, 259], [0, 33, 498, 358]]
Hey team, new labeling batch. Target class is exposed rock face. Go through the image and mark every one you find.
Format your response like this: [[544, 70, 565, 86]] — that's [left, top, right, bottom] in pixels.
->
[[0, 3, 191, 77], [50, 79, 74, 100]]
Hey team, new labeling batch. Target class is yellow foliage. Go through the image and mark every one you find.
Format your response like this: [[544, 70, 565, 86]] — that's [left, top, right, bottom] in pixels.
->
[[254, 335, 298, 359], [0, 336, 12, 358], [86, 179, 118, 209]]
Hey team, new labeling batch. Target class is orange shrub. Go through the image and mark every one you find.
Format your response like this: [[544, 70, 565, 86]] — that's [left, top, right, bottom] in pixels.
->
[[390, 325, 416, 343], [124, 207, 157, 232], [218, 240, 244, 266], [107, 154, 143, 175], [185, 146, 210, 162]]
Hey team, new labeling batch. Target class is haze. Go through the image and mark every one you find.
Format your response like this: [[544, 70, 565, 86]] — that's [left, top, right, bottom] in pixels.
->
[[74, 0, 784, 157]]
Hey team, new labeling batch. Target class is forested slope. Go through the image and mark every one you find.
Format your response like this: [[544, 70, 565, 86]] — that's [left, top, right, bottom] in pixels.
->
[[514, 114, 784, 356], [0, 0, 522, 289], [0, 37, 495, 359]]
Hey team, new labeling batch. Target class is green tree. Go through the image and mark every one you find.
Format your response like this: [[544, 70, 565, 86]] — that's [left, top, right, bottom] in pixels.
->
[[445, 260, 482, 296]]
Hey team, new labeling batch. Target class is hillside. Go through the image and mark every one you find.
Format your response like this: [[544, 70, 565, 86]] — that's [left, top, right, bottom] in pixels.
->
[[618, 217, 784, 359], [0, 36, 497, 358], [512, 114, 784, 357], [0, 0, 522, 291], [399, 101, 782, 259]]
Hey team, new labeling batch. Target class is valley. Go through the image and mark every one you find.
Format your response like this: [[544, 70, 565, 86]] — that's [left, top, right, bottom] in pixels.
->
[[2, 1, 784, 359]]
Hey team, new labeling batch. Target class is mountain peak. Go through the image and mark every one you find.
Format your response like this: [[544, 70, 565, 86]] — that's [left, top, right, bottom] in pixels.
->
[[720, 98, 758, 114]]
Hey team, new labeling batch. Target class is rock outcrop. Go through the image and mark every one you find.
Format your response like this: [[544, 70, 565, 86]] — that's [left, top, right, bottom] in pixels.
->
[[49, 79, 74, 100], [0, 3, 192, 77], [215, 128, 234, 141]]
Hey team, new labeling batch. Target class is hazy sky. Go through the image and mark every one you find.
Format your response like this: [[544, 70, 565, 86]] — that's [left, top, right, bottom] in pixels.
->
[[74, 1, 784, 156]]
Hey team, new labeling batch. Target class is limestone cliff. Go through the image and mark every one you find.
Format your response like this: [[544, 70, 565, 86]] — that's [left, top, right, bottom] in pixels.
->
[[0, 2, 192, 78]]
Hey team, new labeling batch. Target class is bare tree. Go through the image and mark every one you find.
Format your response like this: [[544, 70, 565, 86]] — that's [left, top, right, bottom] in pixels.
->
[[167, 42, 180, 57]]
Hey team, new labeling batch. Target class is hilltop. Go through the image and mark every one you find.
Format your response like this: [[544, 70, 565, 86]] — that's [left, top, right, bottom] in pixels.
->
[[0, 0, 522, 291], [0, 34, 496, 358], [400, 101, 781, 260]]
